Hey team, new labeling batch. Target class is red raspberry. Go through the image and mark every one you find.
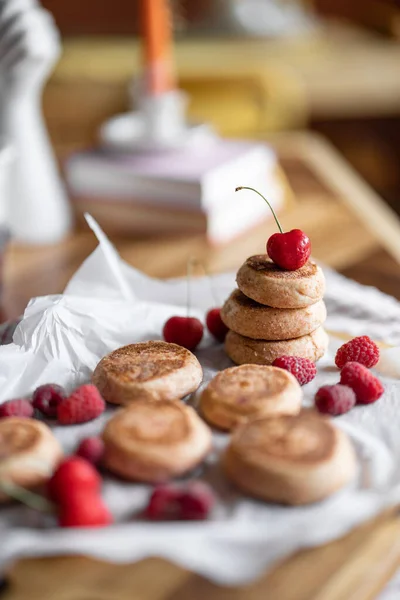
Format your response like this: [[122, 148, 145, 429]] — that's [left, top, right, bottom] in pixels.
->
[[48, 457, 101, 504], [335, 335, 379, 369], [57, 384, 105, 425], [163, 316, 203, 351], [272, 356, 317, 385], [178, 482, 215, 520], [58, 492, 113, 528], [32, 383, 66, 418], [75, 437, 104, 467], [340, 361, 384, 404], [0, 399, 34, 419], [145, 485, 181, 520], [145, 482, 215, 521], [315, 384, 356, 416], [206, 308, 228, 342]]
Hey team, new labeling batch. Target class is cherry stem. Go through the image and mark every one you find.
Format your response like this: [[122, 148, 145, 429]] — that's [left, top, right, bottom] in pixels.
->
[[192, 259, 219, 306], [186, 257, 196, 318], [235, 186, 283, 234], [0, 478, 55, 513]]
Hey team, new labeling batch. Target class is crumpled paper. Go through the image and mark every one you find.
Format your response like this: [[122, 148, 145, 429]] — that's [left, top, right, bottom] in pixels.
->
[[1, 215, 400, 586]]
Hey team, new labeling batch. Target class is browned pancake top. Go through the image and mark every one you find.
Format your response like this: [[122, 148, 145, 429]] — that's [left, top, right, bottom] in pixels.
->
[[0, 419, 39, 460], [232, 410, 335, 463], [104, 400, 190, 447], [207, 365, 293, 414], [98, 341, 188, 383], [245, 255, 317, 279], [227, 289, 270, 311]]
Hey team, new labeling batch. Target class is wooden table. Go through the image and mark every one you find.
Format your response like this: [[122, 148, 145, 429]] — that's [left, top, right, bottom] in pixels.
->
[[2, 132, 400, 600]]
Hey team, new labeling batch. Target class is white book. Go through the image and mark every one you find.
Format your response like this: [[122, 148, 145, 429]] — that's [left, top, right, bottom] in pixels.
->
[[66, 139, 285, 244]]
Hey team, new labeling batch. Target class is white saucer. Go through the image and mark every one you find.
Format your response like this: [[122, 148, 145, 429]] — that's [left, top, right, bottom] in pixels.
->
[[99, 112, 216, 153]]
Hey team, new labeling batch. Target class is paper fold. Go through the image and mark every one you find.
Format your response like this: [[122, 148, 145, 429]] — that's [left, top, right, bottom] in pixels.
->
[[1, 216, 400, 585]]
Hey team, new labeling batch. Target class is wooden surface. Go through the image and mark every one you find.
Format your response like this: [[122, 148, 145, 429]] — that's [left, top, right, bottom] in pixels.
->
[[2, 132, 400, 600], [4, 508, 400, 600], [314, 0, 400, 38]]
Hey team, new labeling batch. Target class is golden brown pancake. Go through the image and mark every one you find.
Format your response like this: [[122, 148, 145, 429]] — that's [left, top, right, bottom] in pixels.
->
[[102, 399, 212, 482], [221, 289, 326, 340], [92, 341, 203, 405], [223, 410, 357, 505], [236, 255, 325, 308], [0, 418, 63, 503], [200, 365, 302, 431], [225, 327, 328, 366]]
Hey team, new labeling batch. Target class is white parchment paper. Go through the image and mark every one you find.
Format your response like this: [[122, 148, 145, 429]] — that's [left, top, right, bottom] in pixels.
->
[[1, 215, 400, 585]]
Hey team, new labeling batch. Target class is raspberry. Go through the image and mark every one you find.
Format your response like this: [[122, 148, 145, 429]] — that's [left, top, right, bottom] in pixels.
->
[[75, 437, 104, 467], [145, 482, 215, 521], [206, 308, 228, 343], [0, 399, 34, 419], [32, 384, 66, 418], [272, 356, 317, 385], [145, 485, 181, 520], [178, 482, 215, 520], [315, 384, 356, 416], [58, 492, 113, 528], [340, 361, 384, 404], [48, 457, 101, 504], [335, 335, 379, 369], [57, 384, 105, 425]]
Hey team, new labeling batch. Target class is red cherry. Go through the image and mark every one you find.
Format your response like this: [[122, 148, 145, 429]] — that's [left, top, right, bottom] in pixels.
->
[[206, 308, 228, 342], [267, 229, 311, 270], [58, 493, 113, 528], [47, 457, 101, 504], [163, 316, 203, 350], [236, 186, 311, 271]]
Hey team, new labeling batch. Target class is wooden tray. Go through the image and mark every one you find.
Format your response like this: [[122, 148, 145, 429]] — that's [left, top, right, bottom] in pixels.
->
[[2, 132, 400, 600]]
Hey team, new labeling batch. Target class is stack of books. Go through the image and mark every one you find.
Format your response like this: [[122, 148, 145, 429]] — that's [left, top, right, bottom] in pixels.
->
[[65, 139, 287, 244]]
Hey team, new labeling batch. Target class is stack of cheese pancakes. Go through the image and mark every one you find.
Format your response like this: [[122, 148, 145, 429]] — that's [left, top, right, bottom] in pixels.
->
[[222, 255, 328, 366]]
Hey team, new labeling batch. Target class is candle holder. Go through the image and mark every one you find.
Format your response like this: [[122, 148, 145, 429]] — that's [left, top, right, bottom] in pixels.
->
[[100, 0, 215, 153], [100, 85, 215, 153]]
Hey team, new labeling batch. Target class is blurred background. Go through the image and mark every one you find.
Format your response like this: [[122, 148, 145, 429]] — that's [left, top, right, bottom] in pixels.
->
[[42, 0, 400, 217], [2, 0, 399, 321]]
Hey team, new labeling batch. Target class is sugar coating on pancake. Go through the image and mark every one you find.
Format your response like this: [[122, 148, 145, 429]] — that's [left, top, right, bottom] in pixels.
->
[[223, 410, 357, 505], [221, 289, 326, 340], [98, 341, 188, 381], [236, 255, 325, 308], [200, 364, 302, 430], [246, 255, 319, 279], [225, 327, 329, 366], [0, 418, 63, 503], [92, 341, 203, 405], [234, 410, 334, 463], [0, 419, 40, 458], [108, 401, 190, 446], [102, 399, 212, 482]]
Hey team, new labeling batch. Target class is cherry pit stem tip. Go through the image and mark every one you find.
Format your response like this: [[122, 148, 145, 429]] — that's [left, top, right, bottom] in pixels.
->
[[235, 186, 283, 234]]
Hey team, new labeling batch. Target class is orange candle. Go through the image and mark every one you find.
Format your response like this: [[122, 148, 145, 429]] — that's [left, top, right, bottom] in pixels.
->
[[141, 0, 176, 95]]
